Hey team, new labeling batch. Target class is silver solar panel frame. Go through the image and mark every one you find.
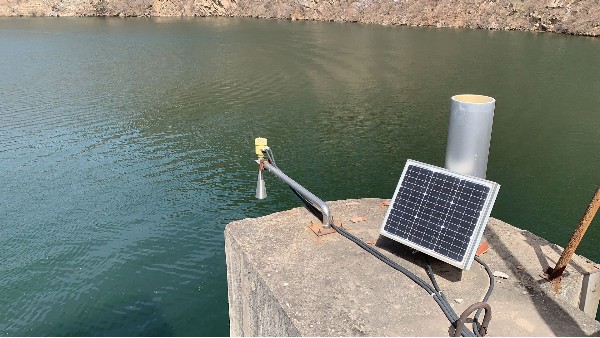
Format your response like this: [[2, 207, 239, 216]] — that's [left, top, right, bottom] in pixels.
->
[[380, 159, 500, 270]]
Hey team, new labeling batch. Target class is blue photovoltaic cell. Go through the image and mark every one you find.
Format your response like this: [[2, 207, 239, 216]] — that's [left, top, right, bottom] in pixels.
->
[[383, 164, 490, 263]]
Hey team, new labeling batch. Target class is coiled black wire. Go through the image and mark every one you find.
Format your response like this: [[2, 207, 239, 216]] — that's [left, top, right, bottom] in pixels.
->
[[266, 155, 493, 336]]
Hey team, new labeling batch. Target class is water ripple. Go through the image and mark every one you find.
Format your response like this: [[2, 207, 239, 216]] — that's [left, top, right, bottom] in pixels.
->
[[2, 17, 600, 335]]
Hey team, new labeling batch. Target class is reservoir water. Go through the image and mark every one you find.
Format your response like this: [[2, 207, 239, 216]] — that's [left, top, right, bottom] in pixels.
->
[[1, 17, 599, 335]]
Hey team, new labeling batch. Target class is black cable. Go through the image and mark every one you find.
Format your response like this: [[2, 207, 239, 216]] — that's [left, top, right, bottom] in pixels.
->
[[331, 221, 475, 337], [264, 156, 491, 336], [333, 223, 435, 293], [425, 260, 463, 327], [426, 260, 443, 292], [289, 187, 323, 222], [472, 256, 494, 334], [427, 257, 495, 336], [298, 190, 492, 336], [290, 188, 475, 336]]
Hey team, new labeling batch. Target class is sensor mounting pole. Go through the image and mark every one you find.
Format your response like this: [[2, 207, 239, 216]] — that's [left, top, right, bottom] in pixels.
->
[[254, 137, 332, 228]]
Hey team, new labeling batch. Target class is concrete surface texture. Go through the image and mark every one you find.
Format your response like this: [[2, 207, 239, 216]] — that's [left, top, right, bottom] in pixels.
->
[[225, 198, 600, 336]]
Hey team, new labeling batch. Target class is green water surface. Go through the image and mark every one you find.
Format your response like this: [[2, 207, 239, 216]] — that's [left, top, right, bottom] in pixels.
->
[[1, 17, 599, 335]]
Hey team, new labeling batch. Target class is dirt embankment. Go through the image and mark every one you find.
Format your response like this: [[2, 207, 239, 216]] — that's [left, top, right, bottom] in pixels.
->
[[1, 0, 598, 37]]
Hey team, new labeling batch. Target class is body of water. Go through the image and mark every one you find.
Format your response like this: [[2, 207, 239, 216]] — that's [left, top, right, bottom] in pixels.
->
[[1, 17, 598, 335]]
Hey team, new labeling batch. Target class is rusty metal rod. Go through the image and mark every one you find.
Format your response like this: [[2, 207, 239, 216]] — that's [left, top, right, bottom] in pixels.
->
[[549, 186, 600, 280]]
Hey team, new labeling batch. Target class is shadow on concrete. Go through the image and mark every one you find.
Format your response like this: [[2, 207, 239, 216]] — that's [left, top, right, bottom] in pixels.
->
[[373, 229, 599, 336], [375, 235, 463, 283], [540, 235, 591, 275], [523, 232, 554, 274], [521, 233, 573, 280], [485, 226, 593, 337], [520, 230, 592, 277]]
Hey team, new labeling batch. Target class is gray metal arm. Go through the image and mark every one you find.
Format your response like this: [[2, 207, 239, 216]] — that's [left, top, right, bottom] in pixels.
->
[[259, 160, 332, 228]]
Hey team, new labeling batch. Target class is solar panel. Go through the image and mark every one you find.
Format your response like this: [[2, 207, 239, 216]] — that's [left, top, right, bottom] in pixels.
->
[[380, 159, 500, 270]]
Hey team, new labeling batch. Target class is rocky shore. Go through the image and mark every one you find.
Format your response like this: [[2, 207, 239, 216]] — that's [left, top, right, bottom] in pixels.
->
[[0, 0, 598, 37]]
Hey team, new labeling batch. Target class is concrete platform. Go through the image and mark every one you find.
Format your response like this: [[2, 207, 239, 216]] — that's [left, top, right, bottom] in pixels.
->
[[225, 198, 600, 336]]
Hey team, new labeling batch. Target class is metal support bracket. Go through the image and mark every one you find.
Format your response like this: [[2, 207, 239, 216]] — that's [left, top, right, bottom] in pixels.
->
[[308, 221, 337, 237], [258, 158, 267, 171]]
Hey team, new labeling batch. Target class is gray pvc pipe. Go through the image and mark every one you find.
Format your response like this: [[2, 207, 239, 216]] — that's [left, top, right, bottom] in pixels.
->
[[445, 94, 496, 179]]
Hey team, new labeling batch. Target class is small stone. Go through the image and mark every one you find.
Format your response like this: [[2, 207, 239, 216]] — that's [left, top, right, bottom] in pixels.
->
[[283, 282, 289, 286], [522, 291, 528, 295], [454, 298, 463, 304], [350, 216, 367, 223], [493, 271, 510, 279], [366, 240, 375, 245]]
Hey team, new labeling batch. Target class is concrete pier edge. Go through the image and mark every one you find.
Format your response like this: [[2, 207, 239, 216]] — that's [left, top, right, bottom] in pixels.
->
[[225, 198, 600, 336]]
